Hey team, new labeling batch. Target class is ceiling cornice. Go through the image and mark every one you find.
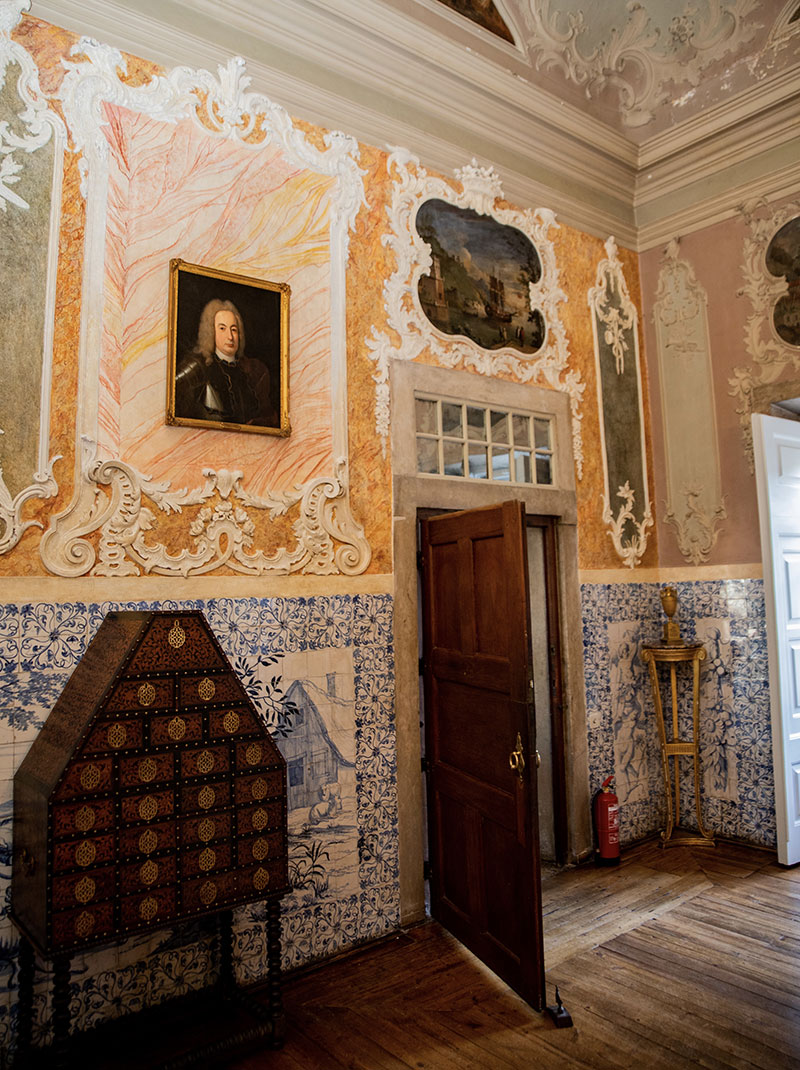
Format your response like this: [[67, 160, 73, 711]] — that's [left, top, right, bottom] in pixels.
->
[[27, 0, 800, 251]]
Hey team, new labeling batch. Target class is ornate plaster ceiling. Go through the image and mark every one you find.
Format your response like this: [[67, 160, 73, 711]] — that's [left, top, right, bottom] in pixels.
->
[[28, 0, 800, 247]]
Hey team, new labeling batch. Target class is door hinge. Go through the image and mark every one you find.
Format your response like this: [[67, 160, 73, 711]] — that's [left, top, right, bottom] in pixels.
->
[[418, 656, 425, 675], [417, 549, 424, 572], [423, 859, 432, 881], [421, 755, 429, 773]]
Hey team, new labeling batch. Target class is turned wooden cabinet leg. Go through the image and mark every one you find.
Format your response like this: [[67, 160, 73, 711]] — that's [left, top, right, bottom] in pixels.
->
[[51, 953, 72, 1070], [218, 908, 235, 999], [266, 897, 285, 1048], [16, 936, 35, 1064]]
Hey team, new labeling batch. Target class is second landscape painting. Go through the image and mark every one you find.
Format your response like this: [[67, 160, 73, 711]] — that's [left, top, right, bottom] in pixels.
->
[[416, 198, 546, 355]]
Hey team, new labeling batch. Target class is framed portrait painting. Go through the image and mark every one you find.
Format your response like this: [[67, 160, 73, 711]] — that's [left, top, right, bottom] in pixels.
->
[[166, 259, 290, 436]]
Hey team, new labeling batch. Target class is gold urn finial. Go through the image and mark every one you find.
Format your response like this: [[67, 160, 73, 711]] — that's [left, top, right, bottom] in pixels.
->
[[660, 585, 681, 645]]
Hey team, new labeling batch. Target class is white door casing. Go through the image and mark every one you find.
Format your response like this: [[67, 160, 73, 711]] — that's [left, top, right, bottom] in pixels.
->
[[753, 413, 800, 866]]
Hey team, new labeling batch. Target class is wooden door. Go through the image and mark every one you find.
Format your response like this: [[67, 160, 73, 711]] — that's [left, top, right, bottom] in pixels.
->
[[420, 500, 545, 1008]]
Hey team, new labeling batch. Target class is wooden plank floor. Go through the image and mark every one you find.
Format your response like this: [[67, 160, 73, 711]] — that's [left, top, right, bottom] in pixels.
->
[[232, 840, 800, 1069]]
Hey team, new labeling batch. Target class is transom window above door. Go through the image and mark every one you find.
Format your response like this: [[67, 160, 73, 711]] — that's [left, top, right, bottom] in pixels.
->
[[415, 395, 554, 486]]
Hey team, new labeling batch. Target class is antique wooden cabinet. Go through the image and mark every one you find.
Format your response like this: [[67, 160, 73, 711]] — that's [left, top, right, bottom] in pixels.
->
[[12, 610, 289, 1066]]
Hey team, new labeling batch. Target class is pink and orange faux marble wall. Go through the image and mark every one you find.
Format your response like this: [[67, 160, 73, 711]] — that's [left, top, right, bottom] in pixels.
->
[[639, 205, 797, 569], [4, 12, 657, 580]]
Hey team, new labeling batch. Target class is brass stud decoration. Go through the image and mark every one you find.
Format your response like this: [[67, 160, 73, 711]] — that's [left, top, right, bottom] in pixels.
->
[[253, 868, 270, 891], [199, 848, 216, 872], [246, 744, 262, 767], [199, 881, 217, 906], [107, 722, 127, 749], [168, 716, 186, 741], [74, 911, 95, 938], [252, 838, 269, 861], [138, 758, 157, 783], [138, 682, 156, 707], [198, 819, 215, 843], [80, 764, 102, 791], [168, 622, 186, 648], [252, 809, 268, 831], [74, 806, 96, 833], [74, 877, 96, 904], [75, 840, 97, 868], [198, 786, 216, 810], [139, 795, 159, 822], [139, 896, 158, 922], [140, 860, 159, 886], [223, 710, 240, 733], [139, 829, 158, 855], [251, 777, 268, 801], [196, 750, 215, 775], [198, 677, 216, 701]]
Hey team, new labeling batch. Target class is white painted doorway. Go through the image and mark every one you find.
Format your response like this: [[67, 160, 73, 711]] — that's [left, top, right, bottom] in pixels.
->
[[752, 412, 800, 866]]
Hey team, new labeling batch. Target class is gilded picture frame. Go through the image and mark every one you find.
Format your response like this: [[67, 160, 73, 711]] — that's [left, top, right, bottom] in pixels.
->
[[166, 259, 290, 436]]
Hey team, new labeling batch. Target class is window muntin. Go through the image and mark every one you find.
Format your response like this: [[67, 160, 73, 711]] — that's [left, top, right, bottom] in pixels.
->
[[414, 396, 555, 486]]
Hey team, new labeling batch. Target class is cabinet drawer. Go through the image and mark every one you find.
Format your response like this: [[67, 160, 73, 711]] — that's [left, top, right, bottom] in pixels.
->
[[54, 758, 113, 800], [119, 854, 177, 895], [121, 789, 175, 825], [209, 706, 263, 739], [151, 712, 203, 746], [182, 871, 237, 913], [180, 842, 232, 880], [52, 866, 115, 911], [179, 811, 232, 848], [120, 887, 177, 930], [105, 677, 174, 712], [82, 718, 144, 755], [237, 801, 284, 836], [180, 779, 231, 815], [52, 834, 115, 874], [52, 798, 114, 839], [234, 771, 283, 806], [180, 745, 229, 780], [119, 820, 176, 860], [119, 752, 175, 789], [52, 902, 114, 949]]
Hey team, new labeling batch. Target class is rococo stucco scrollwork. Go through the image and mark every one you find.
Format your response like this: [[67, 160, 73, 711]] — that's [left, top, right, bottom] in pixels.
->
[[367, 149, 585, 475], [653, 239, 727, 564], [589, 237, 652, 568], [730, 198, 800, 474], [22, 25, 372, 577], [0, 1, 64, 554]]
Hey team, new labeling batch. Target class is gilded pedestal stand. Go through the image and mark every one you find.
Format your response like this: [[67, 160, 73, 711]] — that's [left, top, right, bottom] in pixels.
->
[[641, 587, 715, 848]]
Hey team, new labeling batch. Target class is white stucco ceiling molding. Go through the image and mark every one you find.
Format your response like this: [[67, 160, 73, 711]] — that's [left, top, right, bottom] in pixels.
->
[[589, 236, 653, 568], [38, 36, 371, 577], [765, 0, 800, 54], [0, 0, 63, 553], [520, 0, 762, 128], [365, 148, 585, 476], [730, 196, 800, 474]]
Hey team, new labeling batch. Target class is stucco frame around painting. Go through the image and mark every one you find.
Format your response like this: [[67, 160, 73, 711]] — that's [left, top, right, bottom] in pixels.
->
[[36, 36, 371, 579], [366, 148, 586, 477]]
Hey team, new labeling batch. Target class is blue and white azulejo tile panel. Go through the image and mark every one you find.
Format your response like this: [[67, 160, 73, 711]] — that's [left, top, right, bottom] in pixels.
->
[[0, 593, 397, 1054], [581, 578, 774, 850]]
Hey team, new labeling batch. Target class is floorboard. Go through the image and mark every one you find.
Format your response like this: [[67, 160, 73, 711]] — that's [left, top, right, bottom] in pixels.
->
[[229, 840, 800, 1069]]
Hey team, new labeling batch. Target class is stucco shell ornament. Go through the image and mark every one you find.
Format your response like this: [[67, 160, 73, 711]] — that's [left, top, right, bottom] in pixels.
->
[[367, 150, 585, 475]]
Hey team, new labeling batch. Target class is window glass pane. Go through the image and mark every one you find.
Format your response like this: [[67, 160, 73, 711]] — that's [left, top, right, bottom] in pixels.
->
[[468, 444, 488, 479], [491, 447, 510, 481], [535, 454, 552, 485], [490, 410, 509, 444], [467, 406, 486, 440], [441, 402, 463, 437], [416, 398, 438, 435], [417, 436, 439, 475], [514, 450, 531, 483], [512, 414, 531, 447], [533, 417, 550, 450], [443, 439, 464, 476]]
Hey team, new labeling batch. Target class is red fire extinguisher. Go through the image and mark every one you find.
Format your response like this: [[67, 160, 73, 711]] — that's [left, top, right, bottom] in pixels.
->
[[594, 775, 620, 865]]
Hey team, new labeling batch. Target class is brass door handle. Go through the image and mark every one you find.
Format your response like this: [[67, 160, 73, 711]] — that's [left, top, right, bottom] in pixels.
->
[[509, 732, 526, 782]]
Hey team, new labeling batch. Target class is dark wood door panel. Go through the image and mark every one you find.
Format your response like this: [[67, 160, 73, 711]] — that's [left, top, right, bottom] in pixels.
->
[[421, 500, 545, 1010]]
